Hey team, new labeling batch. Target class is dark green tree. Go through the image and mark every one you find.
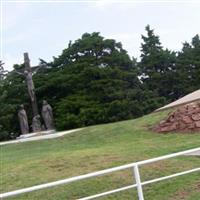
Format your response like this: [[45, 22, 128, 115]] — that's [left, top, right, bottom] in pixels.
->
[[49, 33, 143, 130], [53, 32, 132, 70], [139, 25, 177, 102], [175, 34, 200, 97]]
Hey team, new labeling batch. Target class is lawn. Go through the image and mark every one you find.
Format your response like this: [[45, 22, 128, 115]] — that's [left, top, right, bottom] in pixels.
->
[[1, 110, 200, 200]]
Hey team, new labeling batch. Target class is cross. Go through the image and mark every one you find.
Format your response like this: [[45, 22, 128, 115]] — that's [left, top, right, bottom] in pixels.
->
[[15, 53, 40, 117]]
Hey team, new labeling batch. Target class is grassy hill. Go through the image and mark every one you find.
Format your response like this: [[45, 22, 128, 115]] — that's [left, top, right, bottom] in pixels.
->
[[1, 110, 200, 200]]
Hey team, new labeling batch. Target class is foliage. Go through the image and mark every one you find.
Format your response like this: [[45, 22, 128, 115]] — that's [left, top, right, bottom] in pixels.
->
[[139, 25, 177, 102], [0, 29, 200, 140], [35, 32, 158, 131], [0, 61, 6, 81], [175, 34, 200, 97], [0, 71, 27, 140]]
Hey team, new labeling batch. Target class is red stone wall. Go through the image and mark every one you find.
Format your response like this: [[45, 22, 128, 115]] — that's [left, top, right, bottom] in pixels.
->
[[154, 102, 200, 133]]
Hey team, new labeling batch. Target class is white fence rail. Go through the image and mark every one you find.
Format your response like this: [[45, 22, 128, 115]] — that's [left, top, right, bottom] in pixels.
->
[[1, 147, 200, 199]]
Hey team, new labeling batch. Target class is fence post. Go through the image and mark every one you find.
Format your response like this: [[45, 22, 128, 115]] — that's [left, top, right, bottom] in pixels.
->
[[133, 165, 144, 200]]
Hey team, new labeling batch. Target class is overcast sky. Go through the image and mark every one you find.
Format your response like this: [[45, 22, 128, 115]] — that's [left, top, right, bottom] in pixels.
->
[[2, 0, 200, 71]]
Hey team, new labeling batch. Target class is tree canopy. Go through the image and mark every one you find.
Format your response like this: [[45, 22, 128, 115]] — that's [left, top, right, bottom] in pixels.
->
[[0, 29, 199, 140]]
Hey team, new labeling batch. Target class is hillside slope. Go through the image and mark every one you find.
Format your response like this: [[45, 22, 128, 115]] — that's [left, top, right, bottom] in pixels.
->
[[1, 110, 200, 200]]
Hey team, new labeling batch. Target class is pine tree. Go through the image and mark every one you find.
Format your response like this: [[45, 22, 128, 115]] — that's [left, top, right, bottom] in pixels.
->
[[139, 25, 177, 101], [176, 34, 200, 96]]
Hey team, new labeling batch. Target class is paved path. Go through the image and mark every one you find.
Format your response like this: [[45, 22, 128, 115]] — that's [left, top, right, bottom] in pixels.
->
[[0, 128, 83, 146], [156, 89, 200, 111], [185, 150, 200, 156]]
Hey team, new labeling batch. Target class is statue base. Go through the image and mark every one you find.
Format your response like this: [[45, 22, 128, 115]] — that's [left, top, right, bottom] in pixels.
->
[[17, 130, 56, 139]]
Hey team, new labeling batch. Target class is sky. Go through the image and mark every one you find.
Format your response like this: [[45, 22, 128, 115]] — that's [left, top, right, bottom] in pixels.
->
[[1, 0, 200, 71]]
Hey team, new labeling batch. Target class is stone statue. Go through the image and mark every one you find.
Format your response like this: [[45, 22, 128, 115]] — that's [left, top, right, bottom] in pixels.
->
[[24, 70, 35, 102], [18, 104, 29, 134], [42, 100, 54, 130], [15, 69, 35, 102], [32, 114, 42, 132], [14, 53, 41, 117], [15, 53, 46, 134]]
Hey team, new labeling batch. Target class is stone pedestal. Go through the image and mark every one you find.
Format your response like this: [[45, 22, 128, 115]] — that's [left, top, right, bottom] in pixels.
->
[[17, 129, 56, 139]]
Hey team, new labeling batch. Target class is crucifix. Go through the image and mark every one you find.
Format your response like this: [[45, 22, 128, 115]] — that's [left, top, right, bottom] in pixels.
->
[[24, 53, 39, 117], [15, 53, 39, 117]]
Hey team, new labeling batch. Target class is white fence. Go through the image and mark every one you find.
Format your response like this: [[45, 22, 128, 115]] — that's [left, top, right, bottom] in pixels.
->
[[1, 147, 200, 200]]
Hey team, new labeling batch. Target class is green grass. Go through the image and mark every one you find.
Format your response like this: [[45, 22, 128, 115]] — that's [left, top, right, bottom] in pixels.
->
[[1, 110, 200, 200]]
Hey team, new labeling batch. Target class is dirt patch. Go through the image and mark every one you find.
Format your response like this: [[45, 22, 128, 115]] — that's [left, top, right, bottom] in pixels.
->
[[153, 102, 200, 133]]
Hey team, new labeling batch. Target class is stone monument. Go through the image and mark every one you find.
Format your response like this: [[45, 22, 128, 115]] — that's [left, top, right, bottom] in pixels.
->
[[15, 53, 55, 135], [32, 114, 42, 132], [42, 100, 54, 130], [15, 53, 39, 117], [18, 104, 29, 134]]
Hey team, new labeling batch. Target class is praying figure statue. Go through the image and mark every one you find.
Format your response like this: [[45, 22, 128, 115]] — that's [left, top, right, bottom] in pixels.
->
[[32, 114, 42, 132], [18, 104, 29, 134], [42, 100, 54, 130]]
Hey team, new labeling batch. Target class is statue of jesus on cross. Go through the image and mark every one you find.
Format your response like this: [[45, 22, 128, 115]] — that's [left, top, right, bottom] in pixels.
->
[[15, 53, 40, 117]]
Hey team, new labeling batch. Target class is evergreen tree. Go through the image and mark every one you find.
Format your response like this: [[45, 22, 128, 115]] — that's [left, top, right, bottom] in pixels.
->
[[139, 25, 177, 101], [176, 34, 200, 96], [47, 33, 144, 130], [53, 32, 132, 70]]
